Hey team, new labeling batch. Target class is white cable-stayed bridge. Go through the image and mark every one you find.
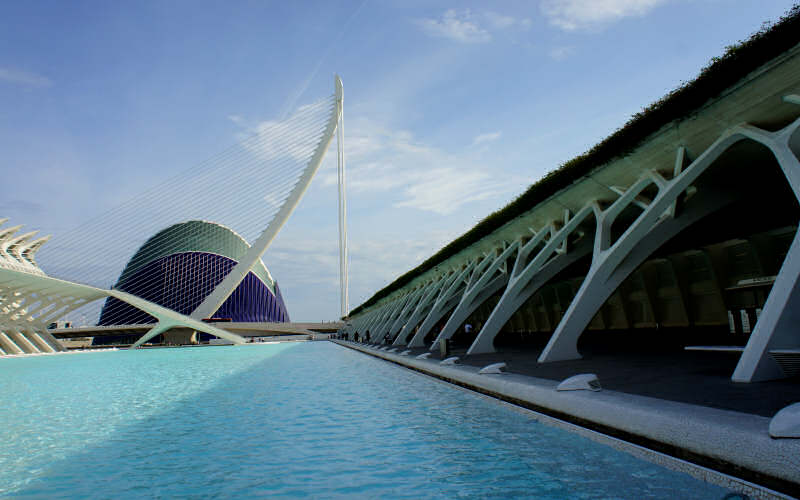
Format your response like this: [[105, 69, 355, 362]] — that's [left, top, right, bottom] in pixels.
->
[[0, 75, 348, 353]]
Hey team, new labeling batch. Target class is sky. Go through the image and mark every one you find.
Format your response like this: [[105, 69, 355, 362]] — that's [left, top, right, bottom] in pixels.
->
[[0, 0, 798, 322]]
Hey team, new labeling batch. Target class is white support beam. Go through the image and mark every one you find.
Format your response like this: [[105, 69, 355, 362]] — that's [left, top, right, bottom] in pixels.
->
[[666, 146, 691, 218], [466, 206, 596, 355], [0, 331, 23, 354], [782, 94, 800, 105], [539, 124, 763, 363], [36, 329, 66, 352], [26, 330, 56, 353], [392, 276, 451, 346], [430, 242, 519, 350], [733, 118, 800, 382], [354, 304, 387, 336], [112, 289, 246, 348], [386, 286, 428, 341], [371, 294, 412, 341], [375, 296, 409, 337], [363, 306, 392, 337], [191, 76, 344, 321], [0, 265, 246, 351], [130, 322, 175, 349], [407, 262, 476, 348], [356, 310, 381, 337], [467, 236, 593, 355], [6, 330, 37, 353]]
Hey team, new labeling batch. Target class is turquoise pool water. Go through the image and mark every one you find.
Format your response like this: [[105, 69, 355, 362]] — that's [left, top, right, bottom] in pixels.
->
[[0, 342, 732, 498]]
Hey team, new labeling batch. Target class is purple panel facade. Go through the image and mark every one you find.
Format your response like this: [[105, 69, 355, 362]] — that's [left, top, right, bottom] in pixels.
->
[[98, 252, 289, 325]]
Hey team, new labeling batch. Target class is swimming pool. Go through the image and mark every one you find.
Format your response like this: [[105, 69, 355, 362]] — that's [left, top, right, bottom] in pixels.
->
[[0, 342, 733, 498]]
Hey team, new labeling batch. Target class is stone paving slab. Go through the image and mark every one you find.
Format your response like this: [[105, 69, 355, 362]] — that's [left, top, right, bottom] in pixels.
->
[[358, 342, 800, 417]]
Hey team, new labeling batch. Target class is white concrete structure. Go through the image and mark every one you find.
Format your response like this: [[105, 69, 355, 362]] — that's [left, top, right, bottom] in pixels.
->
[[2, 76, 346, 352], [0, 222, 246, 354], [191, 76, 344, 321], [343, 42, 800, 383], [430, 242, 519, 351], [337, 89, 349, 319]]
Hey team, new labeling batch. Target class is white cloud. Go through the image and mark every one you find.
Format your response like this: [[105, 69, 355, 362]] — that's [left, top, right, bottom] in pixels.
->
[[548, 46, 574, 60], [416, 10, 534, 43], [394, 167, 509, 214], [321, 118, 521, 216], [266, 224, 461, 319], [484, 12, 532, 30], [0, 67, 51, 87], [416, 9, 491, 43], [240, 101, 331, 164], [472, 131, 502, 146], [541, 0, 668, 31]]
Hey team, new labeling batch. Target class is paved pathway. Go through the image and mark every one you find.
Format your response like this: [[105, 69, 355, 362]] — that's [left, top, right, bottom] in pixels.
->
[[357, 342, 800, 417]]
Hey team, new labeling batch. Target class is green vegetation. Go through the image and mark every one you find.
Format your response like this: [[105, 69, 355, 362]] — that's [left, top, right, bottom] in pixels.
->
[[349, 5, 800, 318]]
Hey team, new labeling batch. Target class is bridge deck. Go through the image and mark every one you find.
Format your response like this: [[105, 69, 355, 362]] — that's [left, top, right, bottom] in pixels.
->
[[51, 321, 343, 339]]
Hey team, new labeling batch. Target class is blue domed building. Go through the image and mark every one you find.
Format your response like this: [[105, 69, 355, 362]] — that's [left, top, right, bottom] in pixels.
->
[[99, 220, 289, 326]]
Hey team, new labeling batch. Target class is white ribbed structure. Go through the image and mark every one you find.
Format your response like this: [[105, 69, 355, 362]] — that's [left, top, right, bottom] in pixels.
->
[[2, 76, 344, 351]]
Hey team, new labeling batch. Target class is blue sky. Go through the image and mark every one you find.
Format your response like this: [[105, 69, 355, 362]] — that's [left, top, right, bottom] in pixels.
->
[[0, 0, 797, 321]]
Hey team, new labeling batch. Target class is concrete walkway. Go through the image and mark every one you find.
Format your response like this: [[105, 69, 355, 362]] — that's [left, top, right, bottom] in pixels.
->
[[410, 344, 800, 417], [334, 340, 800, 499]]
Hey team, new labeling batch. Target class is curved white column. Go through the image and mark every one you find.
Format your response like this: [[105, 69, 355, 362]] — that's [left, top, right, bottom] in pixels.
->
[[733, 119, 800, 382], [191, 76, 344, 321], [539, 124, 776, 363], [392, 276, 451, 346], [0, 332, 23, 354], [386, 286, 428, 341], [467, 236, 593, 355], [372, 294, 413, 339], [430, 242, 519, 350], [407, 261, 476, 348], [6, 330, 37, 353], [24, 330, 55, 353]]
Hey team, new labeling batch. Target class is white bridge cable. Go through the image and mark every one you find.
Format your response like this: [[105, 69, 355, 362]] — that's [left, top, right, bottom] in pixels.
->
[[35, 91, 339, 326], [51, 118, 330, 325]]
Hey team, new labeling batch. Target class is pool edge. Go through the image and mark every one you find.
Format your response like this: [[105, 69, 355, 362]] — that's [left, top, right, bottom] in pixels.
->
[[332, 340, 799, 499]]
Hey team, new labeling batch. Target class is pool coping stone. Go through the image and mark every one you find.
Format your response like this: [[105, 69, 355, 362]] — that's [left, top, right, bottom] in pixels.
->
[[333, 340, 800, 499]]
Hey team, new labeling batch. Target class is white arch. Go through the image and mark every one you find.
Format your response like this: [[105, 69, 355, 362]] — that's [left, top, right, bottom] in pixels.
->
[[392, 276, 452, 346], [430, 242, 519, 350], [191, 76, 344, 320], [538, 119, 800, 376], [407, 261, 477, 348]]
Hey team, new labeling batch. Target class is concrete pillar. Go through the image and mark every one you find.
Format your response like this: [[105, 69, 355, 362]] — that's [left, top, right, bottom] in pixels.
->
[[733, 119, 800, 382], [24, 330, 56, 353], [430, 242, 519, 350], [0, 331, 23, 354], [468, 237, 592, 355], [37, 329, 67, 352], [6, 330, 37, 353], [392, 277, 449, 346], [407, 261, 476, 348], [372, 295, 411, 339], [539, 129, 753, 363], [386, 286, 428, 341]]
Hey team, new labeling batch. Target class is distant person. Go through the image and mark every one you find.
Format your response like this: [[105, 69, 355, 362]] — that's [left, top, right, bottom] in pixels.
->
[[464, 323, 473, 335], [365, 330, 371, 343], [355, 331, 360, 342], [384, 333, 390, 344]]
